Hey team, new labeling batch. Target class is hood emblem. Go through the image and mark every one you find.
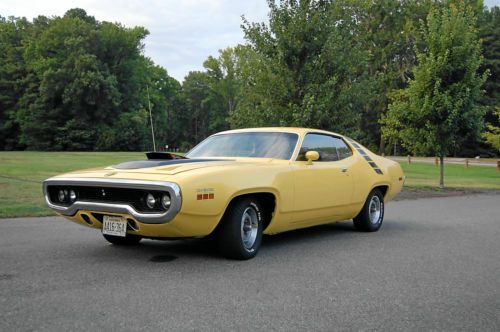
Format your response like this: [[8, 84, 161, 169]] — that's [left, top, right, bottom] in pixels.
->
[[104, 171, 116, 177]]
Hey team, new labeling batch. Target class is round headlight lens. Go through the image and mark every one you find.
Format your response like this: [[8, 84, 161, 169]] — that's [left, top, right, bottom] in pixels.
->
[[146, 193, 156, 209], [69, 190, 77, 202], [161, 193, 171, 210], [58, 189, 67, 202]]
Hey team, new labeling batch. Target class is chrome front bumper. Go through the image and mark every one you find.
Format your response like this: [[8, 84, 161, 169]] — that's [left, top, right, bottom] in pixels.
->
[[43, 177, 182, 224]]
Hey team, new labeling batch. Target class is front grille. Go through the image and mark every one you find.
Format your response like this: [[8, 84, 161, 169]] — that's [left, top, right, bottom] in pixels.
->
[[47, 185, 169, 213]]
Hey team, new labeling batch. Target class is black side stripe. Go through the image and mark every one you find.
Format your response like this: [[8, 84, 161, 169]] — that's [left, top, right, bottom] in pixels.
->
[[356, 147, 383, 175], [344, 137, 384, 175]]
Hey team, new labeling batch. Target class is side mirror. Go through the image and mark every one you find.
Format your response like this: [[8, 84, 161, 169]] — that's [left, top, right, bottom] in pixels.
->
[[305, 151, 320, 165]]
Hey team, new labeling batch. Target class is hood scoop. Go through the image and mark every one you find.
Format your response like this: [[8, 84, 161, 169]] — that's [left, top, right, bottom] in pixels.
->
[[112, 159, 230, 170], [145, 151, 187, 160]]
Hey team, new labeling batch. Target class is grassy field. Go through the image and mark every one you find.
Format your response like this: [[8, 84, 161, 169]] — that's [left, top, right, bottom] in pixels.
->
[[0, 152, 144, 218], [400, 162, 500, 188], [1, 151, 499, 218]]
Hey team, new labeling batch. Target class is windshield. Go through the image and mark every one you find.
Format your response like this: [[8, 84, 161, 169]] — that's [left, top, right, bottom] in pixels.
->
[[186, 132, 298, 160]]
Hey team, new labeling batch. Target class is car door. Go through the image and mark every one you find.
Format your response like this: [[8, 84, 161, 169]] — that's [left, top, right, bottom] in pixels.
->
[[291, 133, 354, 222]]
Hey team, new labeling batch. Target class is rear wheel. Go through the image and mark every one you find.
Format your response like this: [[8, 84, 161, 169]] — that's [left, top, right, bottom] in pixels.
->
[[103, 233, 142, 246], [217, 197, 264, 260], [353, 189, 384, 232]]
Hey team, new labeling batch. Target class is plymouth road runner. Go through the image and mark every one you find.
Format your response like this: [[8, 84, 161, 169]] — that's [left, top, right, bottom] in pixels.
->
[[43, 128, 404, 259]]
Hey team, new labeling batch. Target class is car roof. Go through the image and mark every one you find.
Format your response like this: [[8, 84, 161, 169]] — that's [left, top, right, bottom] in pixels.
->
[[215, 127, 343, 137]]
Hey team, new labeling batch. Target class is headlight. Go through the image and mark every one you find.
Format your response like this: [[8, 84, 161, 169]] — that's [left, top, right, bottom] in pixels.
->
[[58, 189, 67, 202], [146, 193, 156, 209], [69, 189, 77, 202], [161, 193, 171, 210]]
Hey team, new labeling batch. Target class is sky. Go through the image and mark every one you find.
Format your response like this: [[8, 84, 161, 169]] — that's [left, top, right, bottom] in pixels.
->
[[1, 0, 499, 82], [0, 0, 269, 82]]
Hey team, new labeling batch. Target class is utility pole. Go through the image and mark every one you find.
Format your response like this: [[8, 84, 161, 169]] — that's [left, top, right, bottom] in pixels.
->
[[146, 84, 156, 151]]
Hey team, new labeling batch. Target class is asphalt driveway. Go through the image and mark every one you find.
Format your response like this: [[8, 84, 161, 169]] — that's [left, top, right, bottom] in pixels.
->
[[1, 194, 499, 331]]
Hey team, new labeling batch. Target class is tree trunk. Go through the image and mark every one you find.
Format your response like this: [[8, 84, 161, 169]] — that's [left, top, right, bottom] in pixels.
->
[[439, 155, 445, 189], [379, 136, 385, 155]]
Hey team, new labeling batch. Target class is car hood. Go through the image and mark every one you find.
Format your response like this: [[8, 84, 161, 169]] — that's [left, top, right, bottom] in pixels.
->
[[56, 158, 275, 180]]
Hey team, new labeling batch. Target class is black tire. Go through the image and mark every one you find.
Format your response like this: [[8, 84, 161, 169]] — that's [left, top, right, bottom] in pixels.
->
[[353, 189, 384, 232], [103, 233, 142, 246], [217, 197, 264, 260]]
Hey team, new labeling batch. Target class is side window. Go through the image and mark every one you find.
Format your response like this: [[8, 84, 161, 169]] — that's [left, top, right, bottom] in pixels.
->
[[297, 134, 337, 161], [297, 134, 352, 162], [334, 138, 353, 160]]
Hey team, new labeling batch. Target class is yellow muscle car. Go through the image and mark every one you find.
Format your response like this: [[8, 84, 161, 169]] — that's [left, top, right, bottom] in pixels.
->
[[43, 128, 404, 259]]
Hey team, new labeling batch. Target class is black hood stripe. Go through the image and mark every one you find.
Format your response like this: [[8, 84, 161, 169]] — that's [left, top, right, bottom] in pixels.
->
[[112, 159, 231, 170]]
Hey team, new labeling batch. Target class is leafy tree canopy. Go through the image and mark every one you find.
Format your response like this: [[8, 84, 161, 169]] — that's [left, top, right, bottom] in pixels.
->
[[382, 1, 487, 186], [0, 2, 498, 157]]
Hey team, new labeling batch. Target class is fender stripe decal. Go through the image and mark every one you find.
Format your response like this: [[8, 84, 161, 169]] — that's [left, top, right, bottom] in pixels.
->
[[344, 137, 383, 175]]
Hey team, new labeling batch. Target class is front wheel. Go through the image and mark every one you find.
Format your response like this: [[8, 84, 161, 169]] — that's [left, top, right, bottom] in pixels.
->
[[353, 189, 384, 232], [103, 233, 142, 246], [217, 197, 264, 260]]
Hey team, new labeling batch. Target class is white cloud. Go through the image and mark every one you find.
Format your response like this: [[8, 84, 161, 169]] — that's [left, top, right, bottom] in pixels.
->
[[0, 0, 269, 82]]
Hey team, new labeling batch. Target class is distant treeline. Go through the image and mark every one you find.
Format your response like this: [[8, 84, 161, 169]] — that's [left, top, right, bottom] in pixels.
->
[[0, 1, 498, 155]]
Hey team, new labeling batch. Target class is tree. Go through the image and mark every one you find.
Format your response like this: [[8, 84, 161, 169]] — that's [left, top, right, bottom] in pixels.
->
[[482, 108, 500, 151], [0, 9, 184, 152], [478, 6, 499, 152], [180, 47, 242, 146], [382, 1, 487, 188], [144, 62, 184, 150], [479, 6, 499, 112], [203, 47, 243, 132], [12, 9, 179, 151], [0, 16, 30, 150], [2, 3, 497, 156], [358, 0, 431, 152], [182, 71, 212, 145], [17, 11, 122, 149], [236, 0, 370, 138], [456, 4, 500, 156]]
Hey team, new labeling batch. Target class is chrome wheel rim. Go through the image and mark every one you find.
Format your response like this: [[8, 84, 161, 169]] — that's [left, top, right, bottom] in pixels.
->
[[369, 195, 381, 225], [241, 206, 259, 250]]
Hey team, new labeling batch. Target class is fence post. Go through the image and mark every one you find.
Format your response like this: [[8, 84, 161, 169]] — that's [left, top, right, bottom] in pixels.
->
[[407, 155, 411, 164], [464, 159, 469, 168], [434, 157, 439, 166], [497, 160, 500, 171]]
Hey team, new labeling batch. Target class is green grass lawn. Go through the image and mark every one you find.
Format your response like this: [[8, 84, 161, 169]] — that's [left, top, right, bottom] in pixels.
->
[[1, 151, 499, 218], [400, 162, 500, 189], [0, 151, 144, 218]]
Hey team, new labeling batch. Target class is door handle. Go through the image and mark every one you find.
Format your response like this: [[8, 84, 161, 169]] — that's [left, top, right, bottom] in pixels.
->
[[341, 167, 348, 173]]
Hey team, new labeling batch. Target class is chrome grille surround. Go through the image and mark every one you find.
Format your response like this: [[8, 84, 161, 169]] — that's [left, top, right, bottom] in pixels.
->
[[43, 177, 182, 224]]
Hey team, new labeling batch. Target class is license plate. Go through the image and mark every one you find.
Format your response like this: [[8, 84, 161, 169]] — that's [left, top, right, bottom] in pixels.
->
[[102, 215, 127, 237]]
